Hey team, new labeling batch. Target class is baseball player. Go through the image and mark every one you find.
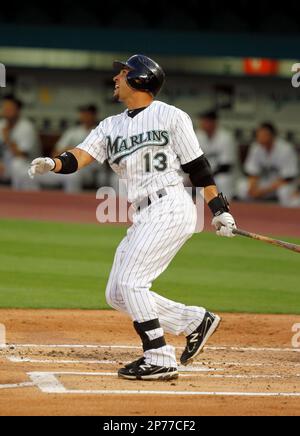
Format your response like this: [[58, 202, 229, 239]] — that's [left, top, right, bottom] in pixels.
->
[[0, 95, 40, 190], [238, 122, 300, 207], [196, 110, 236, 200], [29, 55, 237, 381]]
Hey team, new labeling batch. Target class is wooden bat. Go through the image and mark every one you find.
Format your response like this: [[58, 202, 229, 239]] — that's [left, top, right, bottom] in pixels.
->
[[232, 228, 300, 254]]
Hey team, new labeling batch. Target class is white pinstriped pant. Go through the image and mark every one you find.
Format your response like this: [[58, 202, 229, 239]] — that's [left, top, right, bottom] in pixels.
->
[[105, 185, 206, 367]]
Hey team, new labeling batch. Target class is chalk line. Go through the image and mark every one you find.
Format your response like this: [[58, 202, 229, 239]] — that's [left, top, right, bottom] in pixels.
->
[[5, 343, 300, 353], [27, 371, 300, 398]]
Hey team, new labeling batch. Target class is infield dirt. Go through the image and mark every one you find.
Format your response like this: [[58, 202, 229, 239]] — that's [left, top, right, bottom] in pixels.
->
[[0, 309, 299, 416]]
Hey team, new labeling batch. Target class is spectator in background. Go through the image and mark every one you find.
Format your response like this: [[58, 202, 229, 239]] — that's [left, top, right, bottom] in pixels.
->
[[237, 122, 300, 207], [54, 104, 99, 155], [36, 105, 104, 193], [0, 95, 40, 190], [196, 110, 236, 200]]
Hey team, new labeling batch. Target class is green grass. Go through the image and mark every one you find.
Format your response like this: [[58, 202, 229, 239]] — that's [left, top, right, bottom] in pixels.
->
[[0, 218, 299, 314]]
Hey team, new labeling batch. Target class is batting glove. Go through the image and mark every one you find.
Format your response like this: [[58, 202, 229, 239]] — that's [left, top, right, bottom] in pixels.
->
[[28, 157, 55, 179], [212, 212, 237, 238]]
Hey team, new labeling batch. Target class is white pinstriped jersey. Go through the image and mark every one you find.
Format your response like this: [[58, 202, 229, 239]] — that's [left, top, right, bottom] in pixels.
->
[[76, 99, 207, 368], [77, 101, 203, 203]]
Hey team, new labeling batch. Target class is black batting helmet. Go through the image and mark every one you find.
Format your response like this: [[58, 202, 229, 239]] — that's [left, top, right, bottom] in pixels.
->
[[113, 54, 165, 97]]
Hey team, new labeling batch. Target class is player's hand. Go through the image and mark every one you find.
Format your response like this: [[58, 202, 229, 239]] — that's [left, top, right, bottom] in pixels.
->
[[212, 212, 236, 238], [28, 157, 55, 179]]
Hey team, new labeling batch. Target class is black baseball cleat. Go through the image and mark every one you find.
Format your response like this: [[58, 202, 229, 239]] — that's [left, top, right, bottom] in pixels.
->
[[118, 359, 178, 381], [180, 311, 221, 366], [124, 357, 145, 369]]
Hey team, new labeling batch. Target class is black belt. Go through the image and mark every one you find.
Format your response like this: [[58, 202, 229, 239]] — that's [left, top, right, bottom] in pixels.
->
[[136, 188, 167, 212]]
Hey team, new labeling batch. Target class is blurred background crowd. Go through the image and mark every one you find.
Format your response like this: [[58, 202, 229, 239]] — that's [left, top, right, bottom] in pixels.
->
[[0, 0, 300, 206]]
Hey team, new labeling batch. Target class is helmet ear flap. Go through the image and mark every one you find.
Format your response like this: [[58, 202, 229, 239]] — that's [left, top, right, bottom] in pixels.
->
[[126, 70, 155, 94]]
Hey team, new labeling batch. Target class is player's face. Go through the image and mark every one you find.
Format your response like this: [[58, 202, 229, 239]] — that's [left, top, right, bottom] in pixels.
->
[[79, 110, 97, 126], [200, 118, 217, 136], [256, 128, 274, 149], [1, 100, 20, 121], [113, 68, 132, 102]]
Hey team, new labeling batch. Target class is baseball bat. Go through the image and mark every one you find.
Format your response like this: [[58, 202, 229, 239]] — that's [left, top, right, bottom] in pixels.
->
[[232, 228, 300, 254]]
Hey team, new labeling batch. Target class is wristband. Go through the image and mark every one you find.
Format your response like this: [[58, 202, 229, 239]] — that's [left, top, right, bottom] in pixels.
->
[[55, 152, 78, 174], [208, 193, 230, 217]]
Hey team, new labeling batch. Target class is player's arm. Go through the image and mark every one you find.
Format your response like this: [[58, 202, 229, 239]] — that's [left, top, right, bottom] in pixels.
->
[[28, 120, 107, 179], [28, 148, 95, 179], [181, 155, 236, 238], [173, 109, 236, 237], [53, 148, 95, 172], [248, 175, 287, 199]]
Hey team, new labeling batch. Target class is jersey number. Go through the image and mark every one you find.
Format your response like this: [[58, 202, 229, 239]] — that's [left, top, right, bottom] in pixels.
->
[[144, 152, 168, 173]]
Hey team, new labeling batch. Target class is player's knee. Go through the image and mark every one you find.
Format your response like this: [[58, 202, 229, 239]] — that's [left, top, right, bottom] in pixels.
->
[[117, 276, 144, 300], [105, 283, 116, 307], [105, 290, 113, 308], [116, 276, 132, 297], [105, 280, 124, 310]]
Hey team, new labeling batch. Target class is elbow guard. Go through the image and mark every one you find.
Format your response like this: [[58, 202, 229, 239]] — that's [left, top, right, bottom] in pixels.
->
[[181, 155, 215, 187], [55, 152, 78, 174]]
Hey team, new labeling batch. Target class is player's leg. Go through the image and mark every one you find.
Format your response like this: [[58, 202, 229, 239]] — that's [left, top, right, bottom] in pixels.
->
[[106, 196, 207, 337], [107, 273, 208, 337], [150, 291, 206, 336], [115, 225, 182, 370], [152, 290, 221, 366], [107, 266, 219, 365], [105, 223, 179, 379], [115, 189, 197, 379], [106, 224, 219, 364], [105, 235, 129, 312], [106, 189, 220, 373]]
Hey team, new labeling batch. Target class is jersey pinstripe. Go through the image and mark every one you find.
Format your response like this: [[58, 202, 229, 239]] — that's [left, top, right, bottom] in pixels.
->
[[77, 100, 203, 203]]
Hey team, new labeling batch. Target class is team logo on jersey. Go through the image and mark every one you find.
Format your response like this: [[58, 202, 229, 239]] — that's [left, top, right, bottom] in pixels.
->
[[106, 130, 169, 164]]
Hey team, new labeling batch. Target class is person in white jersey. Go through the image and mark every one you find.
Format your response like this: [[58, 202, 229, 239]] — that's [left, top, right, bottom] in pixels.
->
[[35, 104, 104, 193], [28, 55, 237, 381], [238, 122, 300, 207], [196, 110, 236, 200], [0, 95, 40, 190]]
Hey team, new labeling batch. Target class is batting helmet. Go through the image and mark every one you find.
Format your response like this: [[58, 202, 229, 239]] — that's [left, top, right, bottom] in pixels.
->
[[113, 54, 165, 97]]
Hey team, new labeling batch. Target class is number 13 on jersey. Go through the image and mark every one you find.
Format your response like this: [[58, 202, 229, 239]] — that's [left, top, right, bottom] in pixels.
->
[[144, 150, 168, 173]]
